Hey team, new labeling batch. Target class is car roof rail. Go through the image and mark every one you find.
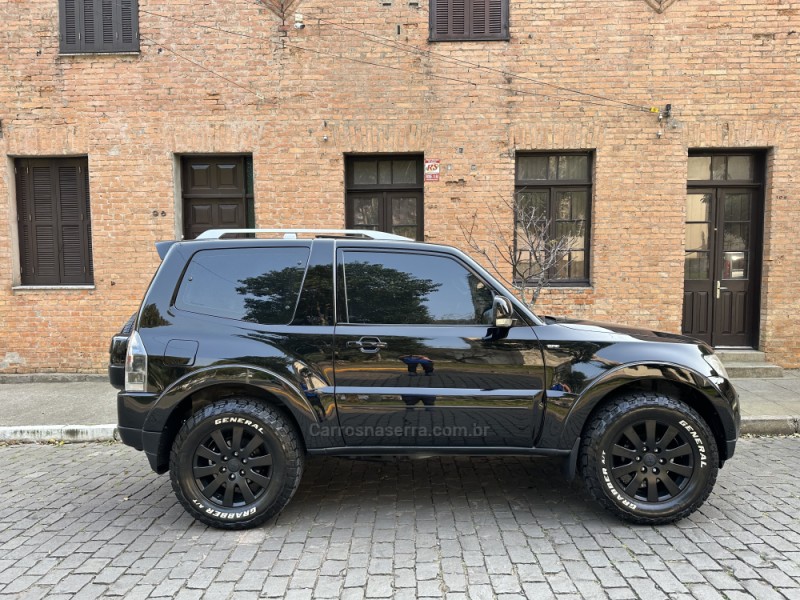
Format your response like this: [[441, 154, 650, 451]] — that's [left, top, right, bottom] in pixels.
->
[[195, 228, 413, 241]]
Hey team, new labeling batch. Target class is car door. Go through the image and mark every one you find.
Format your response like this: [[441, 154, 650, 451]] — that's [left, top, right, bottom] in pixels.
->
[[333, 246, 546, 447]]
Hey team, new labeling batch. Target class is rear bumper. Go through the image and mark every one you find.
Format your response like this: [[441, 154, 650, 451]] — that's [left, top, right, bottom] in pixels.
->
[[118, 391, 164, 471]]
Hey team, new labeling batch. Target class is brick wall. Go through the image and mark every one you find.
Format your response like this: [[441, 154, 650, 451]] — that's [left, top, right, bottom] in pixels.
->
[[1, 0, 798, 371]]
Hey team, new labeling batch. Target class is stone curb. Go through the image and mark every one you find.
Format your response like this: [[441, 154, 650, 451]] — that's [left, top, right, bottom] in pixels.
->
[[0, 425, 118, 443], [740, 416, 799, 436], [0, 420, 797, 444], [0, 373, 106, 384]]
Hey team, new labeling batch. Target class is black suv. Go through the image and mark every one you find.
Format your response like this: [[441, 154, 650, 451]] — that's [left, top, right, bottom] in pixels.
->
[[110, 229, 739, 530]]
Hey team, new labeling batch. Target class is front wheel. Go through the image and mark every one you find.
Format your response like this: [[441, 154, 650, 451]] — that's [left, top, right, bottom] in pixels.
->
[[170, 397, 304, 530], [580, 393, 719, 524]]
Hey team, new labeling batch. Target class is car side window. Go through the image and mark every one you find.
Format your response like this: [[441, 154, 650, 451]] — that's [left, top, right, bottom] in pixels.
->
[[175, 247, 309, 324], [340, 250, 495, 325]]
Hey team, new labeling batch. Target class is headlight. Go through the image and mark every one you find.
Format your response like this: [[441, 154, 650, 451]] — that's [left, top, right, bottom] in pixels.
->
[[703, 353, 728, 379], [125, 331, 148, 392]]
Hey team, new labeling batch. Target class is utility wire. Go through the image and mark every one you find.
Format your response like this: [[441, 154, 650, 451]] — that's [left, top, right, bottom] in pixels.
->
[[306, 14, 654, 113], [282, 42, 622, 109], [140, 34, 268, 100], [141, 9, 629, 110]]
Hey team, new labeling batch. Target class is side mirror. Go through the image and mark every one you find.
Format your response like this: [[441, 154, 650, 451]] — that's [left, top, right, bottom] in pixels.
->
[[493, 296, 514, 328]]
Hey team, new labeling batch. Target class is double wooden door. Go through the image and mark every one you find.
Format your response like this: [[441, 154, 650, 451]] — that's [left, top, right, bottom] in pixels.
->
[[682, 187, 761, 347]]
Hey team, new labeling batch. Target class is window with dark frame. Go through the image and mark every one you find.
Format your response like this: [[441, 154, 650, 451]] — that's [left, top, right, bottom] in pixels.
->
[[59, 0, 139, 54], [15, 157, 94, 286], [429, 0, 509, 42], [514, 152, 592, 285], [345, 155, 424, 241]]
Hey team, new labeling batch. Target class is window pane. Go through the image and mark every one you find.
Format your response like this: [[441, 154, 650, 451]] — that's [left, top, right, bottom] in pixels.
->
[[556, 222, 586, 249], [352, 196, 380, 229], [724, 192, 750, 221], [517, 156, 548, 181], [342, 252, 493, 325], [684, 252, 710, 280], [571, 192, 588, 220], [517, 190, 549, 217], [557, 194, 571, 220], [723, 252, 748, 279], [548, 156, 558, 180], [391, 197, 417, 225], [727, 156, 753, 181], [392, 226, 418, 239], [688, 157, 711, 180], [353, 161, 378, 185], [686, 193, 711, 221], [176, 248, 309, 324], [392, 160, 417, 184], [723, 223, 749, 251], [568, 251, 585, 279], [685, 224, 710, 251], [378, 161, 392, 185], [711, 155, 726, 180], [558, 155, 588, 180]]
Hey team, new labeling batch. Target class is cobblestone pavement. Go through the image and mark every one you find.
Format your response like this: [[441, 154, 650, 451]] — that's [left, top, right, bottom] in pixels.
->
[[0, 438, 798, 600]]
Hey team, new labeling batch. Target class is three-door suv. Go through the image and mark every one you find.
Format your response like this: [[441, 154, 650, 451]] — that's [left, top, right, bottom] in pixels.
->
[[110, 229, 739, 530]]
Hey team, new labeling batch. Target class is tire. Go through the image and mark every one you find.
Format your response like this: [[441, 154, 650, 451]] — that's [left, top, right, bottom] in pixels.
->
[[169, 396, 304, 530], [580, 393, 719, 525]]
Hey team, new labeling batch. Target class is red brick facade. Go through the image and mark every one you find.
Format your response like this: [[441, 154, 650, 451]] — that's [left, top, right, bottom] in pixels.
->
[[1, 0, 799, 372]]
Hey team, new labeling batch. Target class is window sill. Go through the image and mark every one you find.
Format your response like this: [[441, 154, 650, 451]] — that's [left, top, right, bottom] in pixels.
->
[[58, 51, 140, 57], [12, 285, 96, 292], [428, 37, 510, 43]]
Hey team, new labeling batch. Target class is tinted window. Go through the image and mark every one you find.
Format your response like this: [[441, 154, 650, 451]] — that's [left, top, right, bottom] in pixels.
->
[[341, 251, 494, 325], [176, 248, 309, 324]]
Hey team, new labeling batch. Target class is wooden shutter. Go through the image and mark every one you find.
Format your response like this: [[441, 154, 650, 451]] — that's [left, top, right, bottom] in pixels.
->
[[16, 159, 93, 286], [59, 0, 138, 53], [60, 0, 81, 53], [430, 0, 507, 41], [470, 0, 506, 37]]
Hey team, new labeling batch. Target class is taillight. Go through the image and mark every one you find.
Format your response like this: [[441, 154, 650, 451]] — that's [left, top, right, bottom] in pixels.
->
[[125, 331, 148, 392]]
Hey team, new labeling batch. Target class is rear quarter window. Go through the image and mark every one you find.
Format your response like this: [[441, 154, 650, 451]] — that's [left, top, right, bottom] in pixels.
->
[[175, 247, 310, 324]]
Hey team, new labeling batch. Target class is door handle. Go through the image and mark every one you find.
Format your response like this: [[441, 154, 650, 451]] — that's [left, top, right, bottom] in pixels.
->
[[347, 337, 387, 353], [715, 280, 728, 299]]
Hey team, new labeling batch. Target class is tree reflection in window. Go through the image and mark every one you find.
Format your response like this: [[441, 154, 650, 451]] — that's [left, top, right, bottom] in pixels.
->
[[344, 261, 440, 324], [342, 252, 495, 325], [237, 265, 308, 325]]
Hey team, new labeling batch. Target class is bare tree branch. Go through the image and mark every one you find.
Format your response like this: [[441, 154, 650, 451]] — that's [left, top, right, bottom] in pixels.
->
[[457, 193, 582, 309]]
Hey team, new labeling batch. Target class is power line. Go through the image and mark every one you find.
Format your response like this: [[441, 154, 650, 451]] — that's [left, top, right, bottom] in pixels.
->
[[306, 14, 654, 113], [282, 42, 620, 109], [139, 35, 269, 100], [140, 10, 264, 41], [139, 9, 653, 112]]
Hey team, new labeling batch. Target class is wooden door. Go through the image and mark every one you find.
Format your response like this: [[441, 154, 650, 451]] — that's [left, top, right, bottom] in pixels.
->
[[182, 156, 252, 239], [682, 187, 761, 346]]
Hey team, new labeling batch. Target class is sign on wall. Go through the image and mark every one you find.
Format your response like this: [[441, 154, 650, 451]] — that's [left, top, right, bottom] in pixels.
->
[[424, 159, 440, 182]]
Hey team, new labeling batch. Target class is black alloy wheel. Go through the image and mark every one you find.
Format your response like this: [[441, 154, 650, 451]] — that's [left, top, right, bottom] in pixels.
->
[[170, 397, 304, 530], [192, 423, 274, 509], [580, 393, 719, 524], [608, 419, 695, 503]]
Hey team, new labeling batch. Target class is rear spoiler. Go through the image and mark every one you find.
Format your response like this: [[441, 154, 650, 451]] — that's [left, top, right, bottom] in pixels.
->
[[156, 241, 179, 260]]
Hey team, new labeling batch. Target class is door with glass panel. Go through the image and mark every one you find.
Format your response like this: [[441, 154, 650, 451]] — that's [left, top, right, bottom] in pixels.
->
[[347, 192, 423, 241], [683, 154, 762, 347], [346, 156, 424, 240]]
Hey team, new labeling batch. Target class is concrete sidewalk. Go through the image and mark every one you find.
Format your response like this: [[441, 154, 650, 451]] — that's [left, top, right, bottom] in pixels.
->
[[0, 375, 798, 442]]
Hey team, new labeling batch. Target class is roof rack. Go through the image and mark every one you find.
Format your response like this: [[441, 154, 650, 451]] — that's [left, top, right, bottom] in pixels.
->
[[195, 228, 412, 241]]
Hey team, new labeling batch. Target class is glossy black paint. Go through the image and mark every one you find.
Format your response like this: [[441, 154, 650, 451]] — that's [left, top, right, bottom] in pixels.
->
[[112, 237, 739, 476]]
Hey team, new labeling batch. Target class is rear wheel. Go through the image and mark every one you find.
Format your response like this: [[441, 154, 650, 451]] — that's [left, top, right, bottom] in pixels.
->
[[580, 393, 719, 524], [170, 397, 304, 530]]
